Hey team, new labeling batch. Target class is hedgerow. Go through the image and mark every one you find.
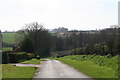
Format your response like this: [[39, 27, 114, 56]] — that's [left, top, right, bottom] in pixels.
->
[[2, 52, 36, 63]]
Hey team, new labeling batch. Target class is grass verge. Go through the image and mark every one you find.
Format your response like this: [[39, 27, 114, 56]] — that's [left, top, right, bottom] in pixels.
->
[[20, 58, 45, 64], [2, 58, 45, 79], [2, 64, 36, 79], [57, 58, 116, 79]]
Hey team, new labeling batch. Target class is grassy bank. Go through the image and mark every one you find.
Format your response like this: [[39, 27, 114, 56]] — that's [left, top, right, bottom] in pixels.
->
[[2, 59, 42, 79], [57, 55, 118, 78]]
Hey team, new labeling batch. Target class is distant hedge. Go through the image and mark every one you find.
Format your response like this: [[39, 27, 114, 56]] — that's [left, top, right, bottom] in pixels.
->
[[2, 52, 36, 63]]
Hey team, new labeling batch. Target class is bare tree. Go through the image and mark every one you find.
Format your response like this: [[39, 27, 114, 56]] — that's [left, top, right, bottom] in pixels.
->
[[17, 22, 52, 57]]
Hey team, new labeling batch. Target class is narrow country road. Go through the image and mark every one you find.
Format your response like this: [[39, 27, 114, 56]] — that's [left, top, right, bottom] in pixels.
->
[[33, 59, 93, 79]]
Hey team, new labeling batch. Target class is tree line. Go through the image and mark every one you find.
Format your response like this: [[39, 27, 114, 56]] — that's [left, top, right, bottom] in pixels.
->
[[52, 27, 120, 56], [16, 22, 120, 57]]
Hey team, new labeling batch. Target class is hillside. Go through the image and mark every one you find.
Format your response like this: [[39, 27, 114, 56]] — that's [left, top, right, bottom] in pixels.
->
[[2, 32, 16, 44]]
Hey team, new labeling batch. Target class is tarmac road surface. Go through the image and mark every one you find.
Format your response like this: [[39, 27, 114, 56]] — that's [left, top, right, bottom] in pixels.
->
[[33, 59, 93, 80]]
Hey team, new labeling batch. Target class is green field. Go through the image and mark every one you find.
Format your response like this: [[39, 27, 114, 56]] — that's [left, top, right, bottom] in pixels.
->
[[57, 55, 118, 78], [2, 32, 16, 44]]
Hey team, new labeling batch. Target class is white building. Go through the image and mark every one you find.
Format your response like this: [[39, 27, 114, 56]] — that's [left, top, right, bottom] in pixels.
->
[[52, 27, 68, 33]]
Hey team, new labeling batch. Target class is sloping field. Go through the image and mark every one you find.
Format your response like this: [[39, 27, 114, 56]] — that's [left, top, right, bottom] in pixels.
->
[[2, 32, 16, 44]]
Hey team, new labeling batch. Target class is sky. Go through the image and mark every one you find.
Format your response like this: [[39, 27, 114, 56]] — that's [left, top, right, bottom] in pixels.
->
[[0, 0, 119, 31]]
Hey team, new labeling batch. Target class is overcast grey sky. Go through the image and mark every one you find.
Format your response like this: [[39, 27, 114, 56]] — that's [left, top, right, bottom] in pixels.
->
[[0, 0, 119, 31]]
